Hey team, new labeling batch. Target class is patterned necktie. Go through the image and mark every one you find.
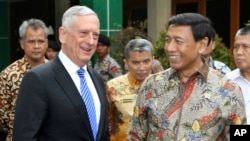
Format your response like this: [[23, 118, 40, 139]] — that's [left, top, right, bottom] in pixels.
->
[[77, 68, 97, 140]]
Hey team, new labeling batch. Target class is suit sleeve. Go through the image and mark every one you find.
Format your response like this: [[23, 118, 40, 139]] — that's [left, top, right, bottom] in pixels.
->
[[13, 71, 47, 141]]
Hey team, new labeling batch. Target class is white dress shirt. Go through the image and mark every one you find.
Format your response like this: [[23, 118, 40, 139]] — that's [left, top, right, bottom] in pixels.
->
[[58, 51, 101, 127]]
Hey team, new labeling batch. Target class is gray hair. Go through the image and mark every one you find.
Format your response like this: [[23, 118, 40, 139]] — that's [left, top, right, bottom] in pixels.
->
[[235, 26, 250, 37], [62, 5, 98, 29], [19, 18, 49, 39], [124, 39, 154, 59]]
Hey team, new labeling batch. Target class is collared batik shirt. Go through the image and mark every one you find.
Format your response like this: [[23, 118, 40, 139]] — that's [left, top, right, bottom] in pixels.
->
[[0, 56, 48, 141], [107, 72, 145, 141], [226, 68, 250, 124], [127, 64, 246, 141], [94, 54, 122, 82]]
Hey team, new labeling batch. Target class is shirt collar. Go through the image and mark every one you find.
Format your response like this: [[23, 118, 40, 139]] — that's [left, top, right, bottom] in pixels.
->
[[127, 72, 143, 87], [58, 50, 87, 74], [168, 60, 209, 81]]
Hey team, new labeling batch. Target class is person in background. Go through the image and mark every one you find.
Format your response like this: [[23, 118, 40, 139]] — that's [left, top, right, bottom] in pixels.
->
[[125, 57, 163, 74], [226, 26, 250, 124], [200, 28, 231, 74], [45, 40, 61, 60], [151, 58, 164, 73], [12, 5, 109, 141], [94, 34, 122, 82], [124, 35, 164, 74], [127, 13, 246, 141], [107, 38, 154, 141], [0, 18, 49, 141]]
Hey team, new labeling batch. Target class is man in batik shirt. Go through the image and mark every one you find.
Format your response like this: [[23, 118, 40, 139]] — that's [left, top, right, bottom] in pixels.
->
[[127, 13, 246, 141], [107, 38, 154, 141], [94, 34, 122, 82], [0, 18, 49, 141]]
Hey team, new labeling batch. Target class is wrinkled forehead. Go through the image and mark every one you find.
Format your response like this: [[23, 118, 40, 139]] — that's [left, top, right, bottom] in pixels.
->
[[235, 34, 250, 44], [127, 50, 153, 60]]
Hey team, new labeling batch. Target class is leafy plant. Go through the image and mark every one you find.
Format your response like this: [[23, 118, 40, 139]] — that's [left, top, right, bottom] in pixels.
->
[[153, 25, 169, 69], [212, 35, 235, 69], [245, 20, 250, 27]]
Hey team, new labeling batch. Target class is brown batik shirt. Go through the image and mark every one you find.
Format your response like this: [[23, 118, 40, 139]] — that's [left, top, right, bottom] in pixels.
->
[[0, 56, 48, 141]]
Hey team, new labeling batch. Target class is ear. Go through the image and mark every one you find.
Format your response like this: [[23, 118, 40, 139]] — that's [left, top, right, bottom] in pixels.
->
[[123, 58, 127, 65], [123, 58, 128, 70], [211, 41, 216, 50], [59, 26, 66, 44], [45, 39, 48, 48], [19, 39, 25, 50], [198, 37, 209, 54]]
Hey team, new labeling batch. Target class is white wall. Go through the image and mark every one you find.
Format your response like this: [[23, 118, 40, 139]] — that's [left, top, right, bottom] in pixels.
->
[[147, 0, 171, 43]]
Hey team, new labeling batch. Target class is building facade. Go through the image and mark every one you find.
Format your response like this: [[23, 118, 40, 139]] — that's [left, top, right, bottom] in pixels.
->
[[1, 0, 249, 70]]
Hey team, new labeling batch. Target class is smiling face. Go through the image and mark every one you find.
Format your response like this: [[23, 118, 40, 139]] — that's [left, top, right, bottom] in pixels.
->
[[164, 25, 206, 72], [233, 34, 250, 71], [59, 14, 100, 67]]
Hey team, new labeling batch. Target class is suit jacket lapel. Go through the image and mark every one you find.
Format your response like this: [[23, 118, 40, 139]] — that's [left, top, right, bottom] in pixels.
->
[[87, 68, 106, 140], [52, 56, 94, 138]]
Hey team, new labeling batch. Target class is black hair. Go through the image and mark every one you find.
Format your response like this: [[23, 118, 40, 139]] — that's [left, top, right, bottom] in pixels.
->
[[168, 13, 216, 44]]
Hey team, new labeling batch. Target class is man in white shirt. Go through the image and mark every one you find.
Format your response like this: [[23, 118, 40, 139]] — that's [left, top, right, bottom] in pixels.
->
[[226, 26, 250, 124]]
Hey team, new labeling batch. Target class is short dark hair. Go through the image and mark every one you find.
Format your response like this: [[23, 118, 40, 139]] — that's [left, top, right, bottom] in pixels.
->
[[48, 40, 61, 51], [98, 34, 111, 46], [168, 13, 216, 44]]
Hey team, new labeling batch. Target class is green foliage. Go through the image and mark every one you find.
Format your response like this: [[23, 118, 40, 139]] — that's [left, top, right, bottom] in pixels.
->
[[245, 20, 250, 27], [153, 25, 169, 69], [212, 36, 235, 69], [132, 19, 148, 31]]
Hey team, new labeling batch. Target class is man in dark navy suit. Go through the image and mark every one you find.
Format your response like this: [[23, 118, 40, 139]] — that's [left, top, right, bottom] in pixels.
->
[[13, 5, 109, 141]]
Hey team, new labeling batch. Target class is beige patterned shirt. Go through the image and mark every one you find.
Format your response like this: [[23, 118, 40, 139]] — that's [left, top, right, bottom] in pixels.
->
[[0, 56, 48, 141], [107, 72, 145, 141]]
